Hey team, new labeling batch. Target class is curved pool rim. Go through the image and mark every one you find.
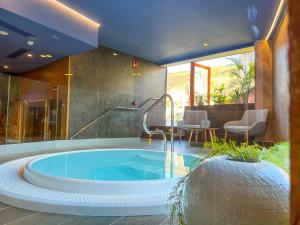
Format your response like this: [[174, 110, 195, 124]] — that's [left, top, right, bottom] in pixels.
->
[[23, 149, 199, 195]]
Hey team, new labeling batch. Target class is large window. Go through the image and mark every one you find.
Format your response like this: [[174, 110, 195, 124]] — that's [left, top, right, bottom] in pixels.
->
[[199, 52, 255, 105], [166, 50, 255, 122], [166, 64, 190, 122]]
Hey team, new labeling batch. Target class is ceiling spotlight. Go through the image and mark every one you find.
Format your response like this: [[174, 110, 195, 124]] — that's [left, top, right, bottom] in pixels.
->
[[3, 65, 9, 69], [0, 31, 8, 36], [27, 40, 34, 46], [113, 52, 118, 56], [203, 43, 208, 47], [52, 34, 60, 40], [40, 54, 52, 58], [27, 53, 33, 58]]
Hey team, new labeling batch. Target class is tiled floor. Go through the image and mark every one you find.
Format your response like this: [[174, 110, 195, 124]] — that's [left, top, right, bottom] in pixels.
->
[[0, 139, 208, 225]]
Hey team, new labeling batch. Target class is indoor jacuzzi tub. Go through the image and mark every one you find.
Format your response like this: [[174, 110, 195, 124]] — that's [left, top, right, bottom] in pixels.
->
[[0, 148, 199, 216]]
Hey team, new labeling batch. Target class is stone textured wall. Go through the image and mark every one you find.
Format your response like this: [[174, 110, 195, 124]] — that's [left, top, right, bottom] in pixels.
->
[[273, 14, 290, 142], [69, 46, 166, 138], [289, 1, 300, 224]]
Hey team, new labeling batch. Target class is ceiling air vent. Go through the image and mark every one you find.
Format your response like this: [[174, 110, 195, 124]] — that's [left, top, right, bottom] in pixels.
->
[[6, 48, 29, 59]]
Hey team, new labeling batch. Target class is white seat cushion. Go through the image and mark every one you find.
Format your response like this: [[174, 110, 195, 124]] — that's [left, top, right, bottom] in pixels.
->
[[224, 125, 250, 132], [178, 125, 201, 129]]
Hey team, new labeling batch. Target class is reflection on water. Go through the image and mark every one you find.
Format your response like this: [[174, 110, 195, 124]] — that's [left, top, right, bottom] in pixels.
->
[[165, 152, 191, 179]]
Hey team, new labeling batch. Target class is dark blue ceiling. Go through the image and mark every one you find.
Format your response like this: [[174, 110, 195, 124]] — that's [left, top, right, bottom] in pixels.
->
[[0, 0, 280, 73], [61, 0, 280, 64]]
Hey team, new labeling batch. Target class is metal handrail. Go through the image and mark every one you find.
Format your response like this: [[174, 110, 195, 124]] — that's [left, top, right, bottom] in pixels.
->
[[143, 94, 174, 152], [70, 97, 159, 139]]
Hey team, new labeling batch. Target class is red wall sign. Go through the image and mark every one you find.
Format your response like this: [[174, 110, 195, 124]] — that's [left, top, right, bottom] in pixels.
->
[[132, 58, 139, 68]]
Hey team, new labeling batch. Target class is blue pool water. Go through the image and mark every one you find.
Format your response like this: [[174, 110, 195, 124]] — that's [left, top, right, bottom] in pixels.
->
[[29, 150, 199, 181]]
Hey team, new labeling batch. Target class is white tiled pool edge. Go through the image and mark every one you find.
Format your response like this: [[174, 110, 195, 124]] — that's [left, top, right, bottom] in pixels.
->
[[0, 138, 146, 160], [0, 156, 170, 216]]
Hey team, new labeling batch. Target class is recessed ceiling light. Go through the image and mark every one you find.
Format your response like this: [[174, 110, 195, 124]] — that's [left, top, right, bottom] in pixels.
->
[[52, 34, 60, 40], [27, 53, 33, 58], [203, 43, 208, 47], [3, 65, 9, 69], [113, 52, 118, 56], [0, 31, 8, 36], [27, 40, 34, 46], [40, 54, 52, 58]]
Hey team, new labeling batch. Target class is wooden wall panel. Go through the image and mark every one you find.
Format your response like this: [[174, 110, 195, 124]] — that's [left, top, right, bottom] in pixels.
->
[[289, 1, 300, 224], [21, 57, 69, 86], [273, 14, 290, 142], [255, 40, 274, 142]]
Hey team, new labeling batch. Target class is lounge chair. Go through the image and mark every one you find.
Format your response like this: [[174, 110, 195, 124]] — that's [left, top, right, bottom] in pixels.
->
[[224, 109, 268, 143]]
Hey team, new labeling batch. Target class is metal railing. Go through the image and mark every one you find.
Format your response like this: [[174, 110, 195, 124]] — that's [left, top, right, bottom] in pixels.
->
[[69, 97, 159, 139], [142, 94, 174, 152], [70, 94, 175, 153]]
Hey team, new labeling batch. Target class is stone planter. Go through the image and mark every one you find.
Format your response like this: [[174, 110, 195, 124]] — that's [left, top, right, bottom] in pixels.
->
[[183, 156, 289, 225]]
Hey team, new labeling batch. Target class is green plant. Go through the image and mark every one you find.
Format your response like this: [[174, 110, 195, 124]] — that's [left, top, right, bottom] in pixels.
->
[[228, 58, 255, 104], [194, 94, 207, 106], [211, 84, 227, 104], [261, 142, 290, 173], [229, 88, 243, 104], [205, 139, 263, 162], [169, 140, 290, 225]]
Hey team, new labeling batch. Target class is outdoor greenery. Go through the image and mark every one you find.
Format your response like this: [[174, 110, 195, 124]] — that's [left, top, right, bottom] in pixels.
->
[[229, 58, 255, 104], [194, 94, 207, 106], [262, 142, 290, 173], [210, 58, 255, 105], [211, 84, 227, 104], [169, 140, 290, 225]]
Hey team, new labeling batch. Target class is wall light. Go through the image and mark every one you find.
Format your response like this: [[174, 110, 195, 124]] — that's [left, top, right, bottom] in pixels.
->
[[0, 31, 8, 36], [53, 0, 100, 28], [203, 43, 208, 47], [3, 65, 9, 69], [27, 53, 33, 58], [266, 0, 285, 40], [113, 52, 118, 56]]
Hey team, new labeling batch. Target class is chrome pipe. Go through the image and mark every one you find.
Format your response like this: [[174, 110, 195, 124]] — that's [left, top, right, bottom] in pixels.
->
[[70, 97, 158, 139], [168, 94, 175, 152], [142, 94, 175, 152]]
